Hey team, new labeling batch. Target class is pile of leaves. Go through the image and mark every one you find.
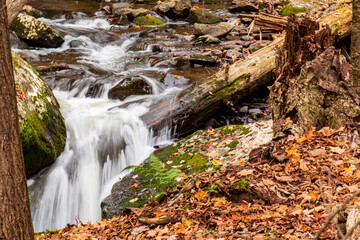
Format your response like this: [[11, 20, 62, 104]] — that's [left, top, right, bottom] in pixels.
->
[[36, 124, 360, 239]]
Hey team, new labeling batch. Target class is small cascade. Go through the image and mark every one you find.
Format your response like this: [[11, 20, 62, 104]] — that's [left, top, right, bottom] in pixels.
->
[[26, 15, 177, 232]]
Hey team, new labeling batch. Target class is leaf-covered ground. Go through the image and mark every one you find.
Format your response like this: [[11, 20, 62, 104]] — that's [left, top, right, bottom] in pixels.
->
[[36, 123, 360, 239]]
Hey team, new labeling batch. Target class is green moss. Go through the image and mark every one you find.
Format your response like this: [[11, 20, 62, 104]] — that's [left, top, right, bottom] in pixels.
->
[[187, 10, 223, 24], [279, 5, 306, 16], [219, 125, 250, 136], [133, 16, 165, 26], [237, 177, 250, 190], [226, 140, 239, 148]]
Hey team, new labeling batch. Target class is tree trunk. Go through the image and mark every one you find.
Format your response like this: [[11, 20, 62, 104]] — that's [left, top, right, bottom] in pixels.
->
[[0, 0, 34, 239], [6, 0, 27, 24], [352, 0, 360, 94]]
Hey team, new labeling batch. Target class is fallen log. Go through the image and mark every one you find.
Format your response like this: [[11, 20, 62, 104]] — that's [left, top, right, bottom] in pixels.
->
[[7, 0, 27, 24], [142, 6, 352, 137]]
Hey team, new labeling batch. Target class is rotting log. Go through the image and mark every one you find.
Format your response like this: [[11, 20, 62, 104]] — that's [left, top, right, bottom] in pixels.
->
[[142, 6, 352, 137], [270, 10, 358, 138], [346, 206, 360, 240], [6, 0, 27, 24]]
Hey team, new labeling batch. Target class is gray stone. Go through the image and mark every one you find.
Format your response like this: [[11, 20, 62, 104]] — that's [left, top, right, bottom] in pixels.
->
[[193, 22, 234, 38], [108, 77, 152, 100], [154, 0, 191, 19]]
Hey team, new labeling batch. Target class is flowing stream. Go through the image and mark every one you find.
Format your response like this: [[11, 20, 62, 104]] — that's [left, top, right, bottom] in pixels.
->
[[18, 0, 233, 231], [23, 10, 183, 232]]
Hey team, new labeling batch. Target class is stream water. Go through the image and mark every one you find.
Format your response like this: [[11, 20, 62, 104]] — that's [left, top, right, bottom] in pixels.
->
[[16, 0, 226, 232]]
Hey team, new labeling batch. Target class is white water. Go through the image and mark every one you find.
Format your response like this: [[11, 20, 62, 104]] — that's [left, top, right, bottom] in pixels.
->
[[27, 16, 179, 232]]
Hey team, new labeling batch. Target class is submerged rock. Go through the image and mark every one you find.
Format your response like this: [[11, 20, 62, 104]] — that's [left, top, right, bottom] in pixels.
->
[[13, 52, 66, 177], [108, 77, 152, 100], [154, 0, 191, 19], [196, 34, 220, 44], [11, 13, 64, 48], [193, 22, 234, 38], [187, 10, 223, 24]]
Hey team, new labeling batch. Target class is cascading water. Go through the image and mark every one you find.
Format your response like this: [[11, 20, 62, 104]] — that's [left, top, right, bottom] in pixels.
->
[[25, 14, 180, 232]]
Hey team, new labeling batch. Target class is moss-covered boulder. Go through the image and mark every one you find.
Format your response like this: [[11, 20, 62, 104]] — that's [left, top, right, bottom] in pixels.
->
[[132, 15, 165, 26], [10, 12, 64, 48], [187, 10, 223, 24], [100, 123, 262, 219], [154, 0, 191, 19], [13, 52, 66, 177], [279, 4, 306, 16], [108, 76, 152, 100]]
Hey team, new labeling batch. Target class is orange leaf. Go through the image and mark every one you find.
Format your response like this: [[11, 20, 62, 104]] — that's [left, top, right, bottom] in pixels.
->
[[195, 191, 207, 201]]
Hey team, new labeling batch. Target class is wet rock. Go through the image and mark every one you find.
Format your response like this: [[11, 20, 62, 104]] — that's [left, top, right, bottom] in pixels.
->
[[64, 11, 85, 19], [108, 77, 152, 100], [13, 52, 66, 177], [183, 34, 196, 41], [239, 105, 249, 113], [69, 39, 87, 48], [17, 50, 39, 61], [10, 32, 28, 49], [190, 55, 217, 66], [125, 8, 150, 20], [248, 42, 263, 53], [187, 10, 223, 24], [86, 82, 104, 98], [249, 108, 262, 117], [154, 0, 191, 19], [195, 34, 220, 44], [11, 13, 64, 48], [109, 14, 131, 25], [133, 15, 165, 26], [229, 3, 259, 12], [150, 44, 162, 52], [163, 73, 190, 87], [170, 56, 191, 67], [233, 23, 246, 32], [111, 2, 131, 15], [193, 22, 234, 38]]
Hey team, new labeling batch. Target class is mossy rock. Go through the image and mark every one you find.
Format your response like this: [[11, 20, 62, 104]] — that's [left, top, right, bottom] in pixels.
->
[[10, 13, 64, 48], [13, 52, 66, 177], [132, 15, 165, 26], [279, 4, 306, 16], [187, 10, 223, 24]]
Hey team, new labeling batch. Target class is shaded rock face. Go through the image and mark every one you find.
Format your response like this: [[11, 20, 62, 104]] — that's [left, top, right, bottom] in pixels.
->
[[229, 2, 259, 12], [13, 52, 66, 178], [11, 13, 64, 48], [187, 10, 223, 24], [196, 34, 220, 44], [194, 22, 234, 38], [154, 0, 191, 19], [108, 77, 152, 100]]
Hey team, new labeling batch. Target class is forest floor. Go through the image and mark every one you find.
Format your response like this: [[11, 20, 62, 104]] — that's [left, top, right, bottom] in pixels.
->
[[36, 122, 360, 239]]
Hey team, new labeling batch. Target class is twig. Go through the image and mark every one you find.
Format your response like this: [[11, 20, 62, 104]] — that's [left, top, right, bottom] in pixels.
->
[[314, 190, 360, 240]]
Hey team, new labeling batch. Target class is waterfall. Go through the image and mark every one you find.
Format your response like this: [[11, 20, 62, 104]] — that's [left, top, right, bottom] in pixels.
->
[[26, 16, 178, 232]]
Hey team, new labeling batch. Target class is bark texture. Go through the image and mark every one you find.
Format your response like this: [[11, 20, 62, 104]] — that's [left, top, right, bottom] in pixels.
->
[[0, 0, 34, 239], [6, 0, 27, 24], [270, 16, 360, 138], [352, 0, 360, 94]]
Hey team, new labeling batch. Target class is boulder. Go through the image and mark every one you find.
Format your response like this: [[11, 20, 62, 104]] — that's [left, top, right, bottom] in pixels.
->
[[163, 73, 190, 87], [195, 34, 220, 44], [11, 13, 64, 48], [132, 15, 165, 26], [187, 10, 223, 24], [108, 77, 152, 100], [13, 52, 66, 177], [193, 22, 234, 38], [154, 0, 191, 19], [189, 55, 217, 66], [111, 3, 131, 15]]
